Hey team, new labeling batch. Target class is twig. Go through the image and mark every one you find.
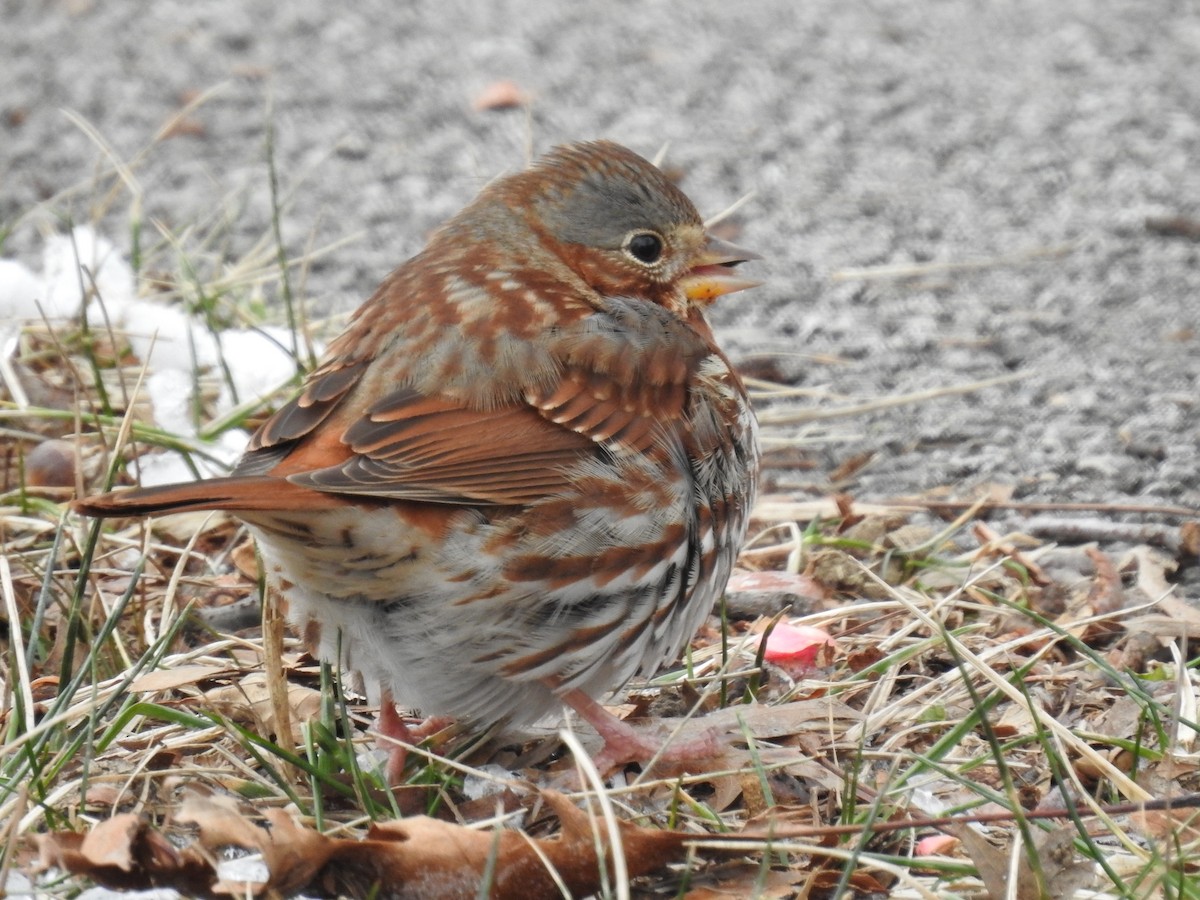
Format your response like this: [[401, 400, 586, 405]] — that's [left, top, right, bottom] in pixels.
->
[[896, 497, 1200, 520], [756, 373, 1027, 425], [723, 793, 1200, 842], [1146, 215, 1200, 241], [1024, 516, 1198, 555]]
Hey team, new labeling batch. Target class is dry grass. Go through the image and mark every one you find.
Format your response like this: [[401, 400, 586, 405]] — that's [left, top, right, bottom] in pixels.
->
[[2, 142, 1200, 899]]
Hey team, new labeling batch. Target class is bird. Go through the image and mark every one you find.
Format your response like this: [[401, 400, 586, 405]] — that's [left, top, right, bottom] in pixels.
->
[[74, 140, 762, 778]]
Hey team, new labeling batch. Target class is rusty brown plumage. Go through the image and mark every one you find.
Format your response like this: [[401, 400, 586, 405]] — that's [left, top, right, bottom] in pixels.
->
[[74, 140, 762, 776]]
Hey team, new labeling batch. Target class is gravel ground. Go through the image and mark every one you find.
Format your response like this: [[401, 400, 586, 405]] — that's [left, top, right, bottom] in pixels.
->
[[3, 2, 1198, 539]]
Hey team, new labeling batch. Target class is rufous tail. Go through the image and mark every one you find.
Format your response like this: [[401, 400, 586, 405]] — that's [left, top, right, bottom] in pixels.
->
[[72, 476, 338, 518]]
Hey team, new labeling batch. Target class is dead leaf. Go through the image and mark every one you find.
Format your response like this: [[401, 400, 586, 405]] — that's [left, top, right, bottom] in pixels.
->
[[1023, 826, 1095, 899], [808, 548, 889, 597], [140, 508, 232, 541], [36, 818, 212, 896], [811, 867, 892, 894], [751, 494, 904, 523], [203, 672, 323, 743], [82, 783, 131, 809], [178, 797, 329, 895], [1122, 612, 1200, 640], [1133, 801, 1200, 847], [1107, 630, 1166, 673], [945, 823, 1008, 899], [80, 814, 141, 871], [828, 451, 874, 483], [230, 537, 260, 579], [724, 570, 828, 618], [1128, 544, 1177, 601], [973, 521, 1051, 586], [1084, 547, 1125, 615], [847, 644, 886, 672], [29, 674, 60, 702], [948, 820, 1094, 900], [1182, 521, 1200, 556], [638, 699, 860, 749], [727, 570, 824, 595], [130, 665, 240, 693], [36, 790, 700, 899]]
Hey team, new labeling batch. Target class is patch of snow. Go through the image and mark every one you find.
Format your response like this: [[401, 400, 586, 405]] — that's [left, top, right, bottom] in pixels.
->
[[0, 258, 43, 321], [42, 226, 136, 321], [2, 228, 310, 482]]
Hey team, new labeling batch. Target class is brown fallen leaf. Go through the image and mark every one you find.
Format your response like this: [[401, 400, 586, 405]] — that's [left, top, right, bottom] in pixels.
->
[[680, 865, 805, 899], [203, 672, 323, 744], [1084, 547, 1125, 616], [946, 817, 1095, 900], [724, 569, 829, 619], [828, 450, 874, 483], [82, 783, 134, 809], [178, 796, 329, 896], [1128, 544, 1178, 602], [1182, 521, 1200, 556], [36, 819, 214, 896], [1133, 800, 1200, 847], [553, 698, 861, 784], [944, 822, 1008, 899], [79, 813, 140, 872], [33, 790, 699, 899]]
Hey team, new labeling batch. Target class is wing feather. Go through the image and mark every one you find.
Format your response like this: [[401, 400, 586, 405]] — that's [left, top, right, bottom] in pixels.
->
[[233, 297, 717, 507]]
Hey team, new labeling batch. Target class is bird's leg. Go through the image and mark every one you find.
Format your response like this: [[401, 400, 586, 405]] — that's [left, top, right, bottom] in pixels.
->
[[374, 690, 453, 784], [375, 691, 414, 784], [559, 688, 728, 775]]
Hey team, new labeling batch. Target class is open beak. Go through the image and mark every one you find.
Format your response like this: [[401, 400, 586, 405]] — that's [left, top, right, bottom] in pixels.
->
[[680, 233, 763, 303]]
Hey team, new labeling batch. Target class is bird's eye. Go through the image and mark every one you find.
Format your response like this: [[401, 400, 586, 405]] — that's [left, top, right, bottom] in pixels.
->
[[625, 231, 664, 265]]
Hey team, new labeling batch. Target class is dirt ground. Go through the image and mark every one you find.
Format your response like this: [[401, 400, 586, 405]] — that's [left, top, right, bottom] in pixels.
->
[[3, 1, 1198, 552]]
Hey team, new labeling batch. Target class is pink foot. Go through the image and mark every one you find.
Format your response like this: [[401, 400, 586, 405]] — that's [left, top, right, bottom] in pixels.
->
[[560, 688, 728, 775], [375, 694, 452, 784], [376, 697, 415, 784]]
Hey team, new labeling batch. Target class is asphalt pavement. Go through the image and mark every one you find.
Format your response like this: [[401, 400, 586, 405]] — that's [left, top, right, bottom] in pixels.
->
[[3, 0, 1198, 524]]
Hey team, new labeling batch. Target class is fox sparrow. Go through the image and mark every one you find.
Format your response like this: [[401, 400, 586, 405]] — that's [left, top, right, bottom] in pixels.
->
[[76, 140, 762, 776]]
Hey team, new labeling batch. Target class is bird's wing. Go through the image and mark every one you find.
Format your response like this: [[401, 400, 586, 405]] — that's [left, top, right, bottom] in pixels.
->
[[240, 302, 711, 506], [286, 388, 599, 505]]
